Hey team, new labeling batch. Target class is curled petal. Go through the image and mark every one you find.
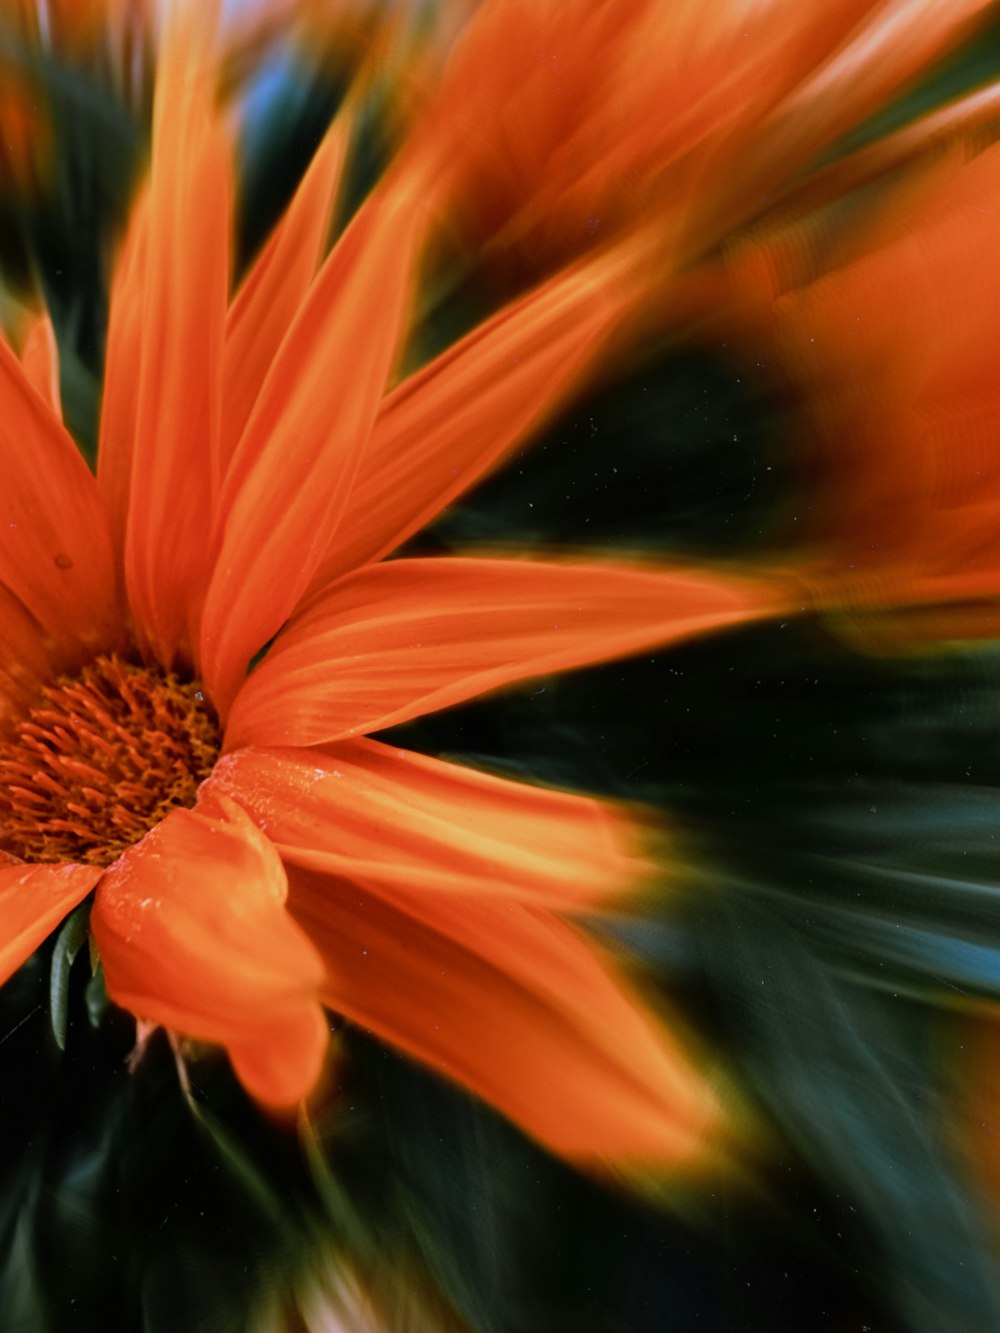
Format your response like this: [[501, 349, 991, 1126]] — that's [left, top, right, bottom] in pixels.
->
[[91, 792, 327, 1107]]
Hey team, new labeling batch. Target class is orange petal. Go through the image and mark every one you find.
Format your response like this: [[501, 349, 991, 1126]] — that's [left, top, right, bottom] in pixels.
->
[[310, 238, 646, 591], [210, 740, 651, 909], [0, 585, 60, 725], [423, 0, 990, 266], [91, 791, 327, 1108], [200, 181, 424, 716], [287, 862, 717, 1161], [0, 336, 120, 660], [97, 184, 149, 561], [121, 3, 232, 666], [686, 0, 993, 246], [0, 862, 102, 985], [773, 82, 1000, 225], [413, 0, 900, 261], [770, 142, 1000, 608], [225, 556, 781, 748], [228, 1003, 331, 1112], [221, 109, 350, 463], [19, 311, 61, 417], [754, 0, 995, 173]]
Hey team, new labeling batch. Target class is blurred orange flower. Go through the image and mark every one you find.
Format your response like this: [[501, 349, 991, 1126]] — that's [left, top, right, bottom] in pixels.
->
[[408, 0, 995, 272], [0, 3, 779, 1161], [724, 138, 1000, 644]]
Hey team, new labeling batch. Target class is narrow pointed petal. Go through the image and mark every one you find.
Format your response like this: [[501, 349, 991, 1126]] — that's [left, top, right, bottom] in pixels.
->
[[210, 741, 651, 909], [91, 792, 327, 1108], [97, 185, 149, 560], [225, 557, 781, 748], [287, 863, 718, 1161], [695, 0, 994, 245], [121, 4, 232, 666], [0, 862, 102, 986], [774, 83, 1000, 224], [0, 586, 60, 724], [19, 312, 61, 418], [200, 182, 424, 716], [310, 239, 647, 590], [0, 337, 120, 659], [763, 0, 994, 161], [221, 111, 350, 462]]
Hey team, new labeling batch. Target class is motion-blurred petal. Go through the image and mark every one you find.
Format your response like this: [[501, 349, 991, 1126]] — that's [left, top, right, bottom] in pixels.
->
[[226, 557, 780, 747], [210, 740, 652, 909], [287, 862, 717, 1161]]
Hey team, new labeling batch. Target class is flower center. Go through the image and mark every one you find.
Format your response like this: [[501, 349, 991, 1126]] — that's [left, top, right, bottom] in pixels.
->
[[0, 654, 219, 866]]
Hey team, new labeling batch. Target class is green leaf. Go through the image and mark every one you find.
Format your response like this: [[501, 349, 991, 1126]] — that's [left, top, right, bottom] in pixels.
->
[[87, 930, 99, 976], [84, 964, 108, 1030], [48, 904, 90, 1052]]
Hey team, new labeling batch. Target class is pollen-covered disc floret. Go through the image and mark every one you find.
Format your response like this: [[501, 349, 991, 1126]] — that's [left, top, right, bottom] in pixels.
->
[[0, 654, 220, 866]]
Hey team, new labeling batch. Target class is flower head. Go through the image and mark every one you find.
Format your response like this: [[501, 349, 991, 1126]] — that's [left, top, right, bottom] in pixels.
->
[[0, 1, 781, 1161]]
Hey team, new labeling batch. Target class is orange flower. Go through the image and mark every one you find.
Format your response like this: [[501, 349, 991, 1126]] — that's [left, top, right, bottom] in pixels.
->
[[726, 139, 1000, 643], [408, 0, 994, 272], [0, 4, 780, 1161]]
